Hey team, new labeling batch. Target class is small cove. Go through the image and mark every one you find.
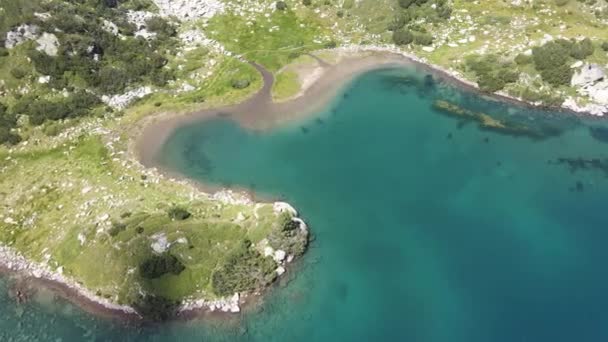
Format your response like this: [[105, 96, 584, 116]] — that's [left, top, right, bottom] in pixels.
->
[[3, 65, 608, 341]]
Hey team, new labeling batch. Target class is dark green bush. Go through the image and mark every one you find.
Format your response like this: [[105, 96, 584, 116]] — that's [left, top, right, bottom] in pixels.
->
[[325, 40, 338, 48], [466, 55, 520, 92], [139, 254, 185, 279], [532, 40, 574, 86], [145, 17, 176, 37], [413, 32, 433, 46], [393, 29, 414, 45], [167, 207, 191, 220], [514, 53, 533, 65], [10, 67, 27, 79], [276, 1, 288, 10], [108, 222, 127, 237], [0, 127, 21, 146], [387, 13, 409, 31], [302, 0, 312, 5], [211, 240, 277, 296], [569, 38, 594, 60], [0, 48, 9, 57], [602, 42, 608, 51], [231, 79, 251, 89], [398, 0, 416, 8]]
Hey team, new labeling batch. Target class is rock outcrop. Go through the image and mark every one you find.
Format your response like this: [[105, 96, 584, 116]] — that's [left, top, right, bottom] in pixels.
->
[[152, 0, 225, 21], [571, 63, 605, 87]]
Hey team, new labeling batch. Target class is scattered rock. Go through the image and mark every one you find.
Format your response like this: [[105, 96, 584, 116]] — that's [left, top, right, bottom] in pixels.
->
[[152, 0, 224, 21], [150, 233, 170, 254], [5, 24, 39, 49], [273, 250, 286, 263], [35, 33, 59, 56], [101, 86, 153, 110]]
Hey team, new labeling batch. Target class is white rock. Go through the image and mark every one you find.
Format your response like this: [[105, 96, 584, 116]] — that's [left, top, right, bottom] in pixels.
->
[[422, 46, 435, 52], [572, 64, 605, 87], [292, 217, 308, 231], [4, 217, 17, 225], [273, 202, 297, 216], [38, 75, 51, 84], [150, 233, 170, 253], [273, 250, 286, 262], [234, 212, 246, 223], [263, 246, 274, 257], [102, 20, 119, 35], [570, 60, 583, 69], [152, 0, 225, 21], [101, 86, 153, 110], [77, 233, 86, 246], [35, 32, 59, 56], [5, 24, 39, 49], [276, 266, 285, 276]]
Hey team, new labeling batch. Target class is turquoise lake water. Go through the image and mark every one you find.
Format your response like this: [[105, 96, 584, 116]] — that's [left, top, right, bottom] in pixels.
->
[[4, 66, 608, 341]]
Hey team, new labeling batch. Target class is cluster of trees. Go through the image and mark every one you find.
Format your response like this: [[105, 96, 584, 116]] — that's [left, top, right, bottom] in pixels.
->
[[532, 38, 594, 86], [28, 1, 176, 94], [0, 103, 21, 145], [12, 91, 101, 126], [211, 239, 277, 296], [0, 0, 181, 145], [390, 0, 451, 46], [267, 214, 308, 257], [139, 253, 186, 279], [466, 55, 520, 92]]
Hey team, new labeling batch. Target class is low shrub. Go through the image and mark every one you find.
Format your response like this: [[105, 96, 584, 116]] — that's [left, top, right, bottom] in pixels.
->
[[167, 207, 191, 220], [393, 29, 414, 45], [276, 1, 288, 10], [139, 254, 185, 279]]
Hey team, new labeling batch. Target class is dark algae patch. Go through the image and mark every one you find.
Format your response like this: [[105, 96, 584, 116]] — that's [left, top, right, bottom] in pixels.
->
[[432, 100, 547, 139]]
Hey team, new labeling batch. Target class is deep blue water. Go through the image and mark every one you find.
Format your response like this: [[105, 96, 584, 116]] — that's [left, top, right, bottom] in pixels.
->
[[3, 66, 608, 341]]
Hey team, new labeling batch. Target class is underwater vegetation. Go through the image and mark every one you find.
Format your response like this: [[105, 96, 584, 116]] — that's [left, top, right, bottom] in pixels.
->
[[432, 100, 559, 139], [550, 157, 608, 177]]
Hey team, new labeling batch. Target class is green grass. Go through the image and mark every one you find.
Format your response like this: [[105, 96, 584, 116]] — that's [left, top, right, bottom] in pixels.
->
[[206, 7, 328, 71], [272, 70, 300, 101]]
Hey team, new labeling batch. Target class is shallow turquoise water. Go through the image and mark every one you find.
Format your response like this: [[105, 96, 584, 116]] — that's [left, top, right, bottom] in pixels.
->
[[4, 66, 608, 341]]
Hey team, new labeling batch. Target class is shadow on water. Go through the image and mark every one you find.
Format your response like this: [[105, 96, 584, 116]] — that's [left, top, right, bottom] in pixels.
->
[[549, 157, 608, 177], [588, 126, 608, 144], [183, 137, 214, 177]]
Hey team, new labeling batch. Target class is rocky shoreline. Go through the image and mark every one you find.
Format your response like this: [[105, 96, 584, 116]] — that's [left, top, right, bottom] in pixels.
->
[[327, 45, 607, 118]]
